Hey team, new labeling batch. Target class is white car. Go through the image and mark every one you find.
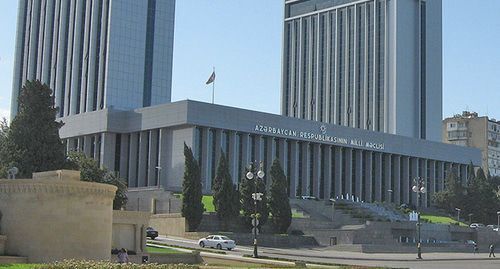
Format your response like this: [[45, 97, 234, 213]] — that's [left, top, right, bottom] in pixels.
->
[[469, 223, 485, 229], [198, 235, 236, 250]]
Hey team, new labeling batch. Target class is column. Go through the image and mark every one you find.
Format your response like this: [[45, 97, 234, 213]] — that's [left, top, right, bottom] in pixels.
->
[[354, 150, 363, 200], [334, 147, 343, 198], [100, 133, 116, 171], [364, 151, 373, 202], [96, 0, 109, 110], [422, 160, 428, 208], [401, 156, 410, 204], [344, 148, 353, 197], [119, 134, 130, 180], [128, 133, 139, 187], [200, 128, 212, 193], [147, 130, 159, 187], [384, 154, 392, 203], [63, 0, 76, 115], [240, 133, 251, 174], [79, 0, 92, 113], [159, 128, 172, 189], [41, 0, 55, 82], [301, 142, 309, 196], [278, 139, 288, 179], [410, 158, 419, 206], [137, 131, 149, 187], [374, 152, 382, 202], [289, 141, 299, 198], [26, 0, 41, 80], [214, 129, 223, 167], [83, 135, 91, 156], [323, 146, 333, 199], [266, 137, 276, 189], [312, 144, 321, 198], [228, 132, 239, 184], [437, 161, 445, 192], [393, 155, 401, 205]]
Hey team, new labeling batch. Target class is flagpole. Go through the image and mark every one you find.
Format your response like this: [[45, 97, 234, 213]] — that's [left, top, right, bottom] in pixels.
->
[[212, 67, 215, 104]]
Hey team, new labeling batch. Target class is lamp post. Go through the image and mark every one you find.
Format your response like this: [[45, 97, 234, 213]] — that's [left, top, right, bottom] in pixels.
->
[[497, 211, 500, 231], [387, 189, 393, 204], [155, 166, 162, 189], [468, 213, 473, 224], [455, 208, 461, 223], [412, 177, 426, 259], [246, 161, 265, 258]]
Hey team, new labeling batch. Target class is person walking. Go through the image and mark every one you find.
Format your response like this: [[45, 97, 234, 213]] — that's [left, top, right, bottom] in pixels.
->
[[417, 242, 423, 259], [489, 244, 496, 258], [473, 242, 479, 254], [117, 248, 129, 263]]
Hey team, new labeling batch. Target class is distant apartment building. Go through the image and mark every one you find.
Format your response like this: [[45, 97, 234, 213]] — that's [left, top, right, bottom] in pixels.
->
[[442, 111, 500, 177]]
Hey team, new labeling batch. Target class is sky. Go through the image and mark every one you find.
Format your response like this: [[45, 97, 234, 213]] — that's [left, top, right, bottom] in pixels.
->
[[0, 0, 499, 123]]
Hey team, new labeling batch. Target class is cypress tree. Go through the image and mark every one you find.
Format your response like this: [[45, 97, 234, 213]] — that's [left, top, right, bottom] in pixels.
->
[[239, 163, 269, 229], [432, 169, 465, 213], [212, 151, 240, 224], [5, 80, 66, 178], [0, 118, 9, 177], [268, 159, 292, 233], [181, 143, 204, 231]]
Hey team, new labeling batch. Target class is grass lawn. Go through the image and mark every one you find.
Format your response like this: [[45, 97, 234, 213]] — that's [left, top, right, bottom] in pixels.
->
[[146, 246, 185, 254], [0, 265, 36, 269], [291, 209, 307, 218], [174, 194, 215, 213], [420, 214, 467, 226]]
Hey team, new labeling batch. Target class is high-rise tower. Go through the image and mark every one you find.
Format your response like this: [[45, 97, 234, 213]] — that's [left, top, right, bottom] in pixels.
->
[[11, 0, 176, 118], [281, 0, 442, 141]]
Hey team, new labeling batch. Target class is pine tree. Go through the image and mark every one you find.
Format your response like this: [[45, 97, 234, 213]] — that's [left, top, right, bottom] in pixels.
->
[[464, 168, 499, 223], [5, 80, 66, 178], [432, 169, 465, 213], [268, 159, 292, 233], [0, 118, 9, 177], [66, 151, 128, 210], [212, 151, 240, 224], [181, 143, 204, 231], [239, 163, 269, 229]]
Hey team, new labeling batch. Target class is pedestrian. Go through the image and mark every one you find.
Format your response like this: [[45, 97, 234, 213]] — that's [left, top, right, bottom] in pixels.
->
[[489, 244, 495, 258], [117, 248, 129, 263], [417, 242, 423, 259], [473, 242, 478, 254]]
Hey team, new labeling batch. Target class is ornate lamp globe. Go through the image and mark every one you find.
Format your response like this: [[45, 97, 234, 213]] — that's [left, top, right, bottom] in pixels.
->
[[257, 170, 265, 179], [246, 171, 254, 180]]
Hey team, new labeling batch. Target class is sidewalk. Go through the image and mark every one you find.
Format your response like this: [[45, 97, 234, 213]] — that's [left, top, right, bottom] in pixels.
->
[[262, 247, 500, 262]]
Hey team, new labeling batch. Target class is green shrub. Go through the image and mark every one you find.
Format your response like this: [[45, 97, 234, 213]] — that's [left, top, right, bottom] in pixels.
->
[[35, 260, 198, 269]]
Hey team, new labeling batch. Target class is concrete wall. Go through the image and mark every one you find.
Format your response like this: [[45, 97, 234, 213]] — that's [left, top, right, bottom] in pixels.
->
[[0, 170, 117, 263], [149, 213, 186, 237], [125, 187, 181, 213], [112, 210, 151, 254]]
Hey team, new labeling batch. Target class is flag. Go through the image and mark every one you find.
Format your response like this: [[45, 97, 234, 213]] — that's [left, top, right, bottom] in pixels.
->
[[206, 71, 216, 85]]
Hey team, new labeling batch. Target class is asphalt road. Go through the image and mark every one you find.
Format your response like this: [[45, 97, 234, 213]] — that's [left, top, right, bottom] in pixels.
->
[[151, 236, 500, 269]]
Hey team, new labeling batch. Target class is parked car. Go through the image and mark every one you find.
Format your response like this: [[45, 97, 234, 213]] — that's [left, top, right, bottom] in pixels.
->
[[469, 223, 485, 229], [146, 227, 158, 240], [198, 235, 236, 250], [465, 239, 476, 246]]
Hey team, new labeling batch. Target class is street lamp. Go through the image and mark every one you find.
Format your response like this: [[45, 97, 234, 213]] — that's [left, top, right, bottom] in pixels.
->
[[497, 211, 500, 231], [246, 161, 265, 258], [155, 166, 162, 189], [468, 213, 473, 224], [387, 189, 394, 204], [412, 177, 426, 259], [455, 208, 461, 223]]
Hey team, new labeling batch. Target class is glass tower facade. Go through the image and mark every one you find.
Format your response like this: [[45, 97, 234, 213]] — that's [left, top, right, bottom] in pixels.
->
[[11, 0, 175, 118], [281, 0, 442, 141]]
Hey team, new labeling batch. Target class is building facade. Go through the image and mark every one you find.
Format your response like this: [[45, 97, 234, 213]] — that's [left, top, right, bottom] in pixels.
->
[[442, 111, 500, 177], [60, 100, 480, 208], [281, 0, 442, 141], [11, 0, 175, 118]]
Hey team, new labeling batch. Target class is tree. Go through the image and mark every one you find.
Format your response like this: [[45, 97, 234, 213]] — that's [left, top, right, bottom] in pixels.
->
[[463, 168, 499, 224], [268, 159, 292, 233], [432, 169, 465, 213], [4, 80, 66, 178], [181, 143, 204, 231], [67, 152, 128, 209], [212, 151, 240, 223], [0, 118, 9, 177], [239, 163, 269, 229]]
